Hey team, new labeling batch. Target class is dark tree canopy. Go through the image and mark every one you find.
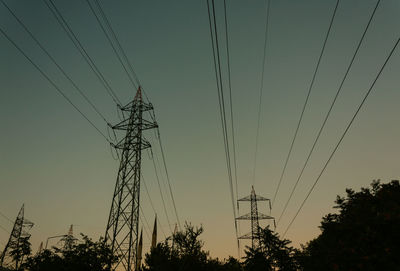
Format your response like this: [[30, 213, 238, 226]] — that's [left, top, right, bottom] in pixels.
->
[[243, 227, 299, 271], [300, 180, 400, 271], [144, 222, 244, 271], [23, 235, 117, 271]]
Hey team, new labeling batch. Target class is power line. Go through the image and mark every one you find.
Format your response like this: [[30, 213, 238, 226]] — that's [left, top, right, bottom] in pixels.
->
[[223, 0, 241, 256], [150, 148, 173, 234], [276, 0, 382, 225], [0, 211, 12, 224], [0, 25, 110, 142], [283, 36, 400, 237], [0, 224, 9, 234], [206, 0, 238, 239], [142, 174, 167, 239], [272, 0, 340, 206], [1, 0, 109, 124], [139, 206, 151, 241], [42, 0, 122, 106], [85, 0, 139, 91], [93, 0, 142, 87], [253, 0, 271, 185], [223, 0, 239, 206], [156, 128, 181, 230], [141, 175, 157, 218]]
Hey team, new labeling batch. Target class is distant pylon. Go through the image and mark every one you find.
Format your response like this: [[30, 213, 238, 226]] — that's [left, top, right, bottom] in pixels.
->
[[151, 215, 157, 249], [105, 87, 158, 271], [236, 186, 275, 249], [61, 224, 77, 250], [0, 204, 34, 269]]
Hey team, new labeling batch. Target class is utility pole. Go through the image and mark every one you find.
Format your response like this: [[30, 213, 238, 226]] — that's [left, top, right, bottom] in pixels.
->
[[105, 87, 157, 271], [236, 186, 275, 249], [0, 204, 34, 269]]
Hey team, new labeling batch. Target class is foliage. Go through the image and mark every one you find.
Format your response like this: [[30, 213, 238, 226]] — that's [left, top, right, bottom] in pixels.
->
[[299, 180, 400, 270], [243, 227, 299, 271], [243, 246, 272, 271], [23, 235, 117, 271], [8, 236, 32, 270], [143, 222, 243, 271]]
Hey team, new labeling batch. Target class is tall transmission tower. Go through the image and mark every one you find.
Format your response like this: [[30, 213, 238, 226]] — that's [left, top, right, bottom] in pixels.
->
[[236, 186, 275, 249], [0, 204, 34, 269], [105, 87, 157, 271]]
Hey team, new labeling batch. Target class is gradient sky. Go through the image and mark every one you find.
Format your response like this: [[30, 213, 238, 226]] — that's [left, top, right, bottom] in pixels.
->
[[0, 0, 399, 259]]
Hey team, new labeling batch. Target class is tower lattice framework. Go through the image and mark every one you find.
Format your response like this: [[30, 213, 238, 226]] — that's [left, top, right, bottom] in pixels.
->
[[105, 87, 157, 271], [0, 204, 34, 269], [236, 186, 275, 249]]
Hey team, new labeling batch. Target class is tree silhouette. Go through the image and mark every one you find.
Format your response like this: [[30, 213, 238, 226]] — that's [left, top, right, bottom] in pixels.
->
[[23, 235, 117, 271], [9, 236, 31, 270], [299, 180, 400, 270], [144, 222, 246, 271], [243, 226, 298, 271]]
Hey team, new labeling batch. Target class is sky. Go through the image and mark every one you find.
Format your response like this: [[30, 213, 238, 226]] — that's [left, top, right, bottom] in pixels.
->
[[0, 0, 399, 260]]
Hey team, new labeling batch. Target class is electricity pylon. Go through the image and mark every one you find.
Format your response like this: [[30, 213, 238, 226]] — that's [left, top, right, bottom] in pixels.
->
[[61, 224, 77, 250], [236, 186, 275, 249], [0, 204, 34, 269], [105, 87, 157, 271]]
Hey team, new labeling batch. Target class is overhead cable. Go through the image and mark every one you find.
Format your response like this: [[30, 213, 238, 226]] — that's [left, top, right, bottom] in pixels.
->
[[156, 129, 181, 230], [206, 0, 238, 239], [85, 0, 139, 91], [0, 26, 110, 142], [253, 0, 271, 185], [283, 36, 400, 237], [223, 0, 239, 204], [1, 0, 109, 124], [272, 0, 340, 206], [150, 148, 173, 234], [277, 0, 382, 225], [42, 0, 122, 106]]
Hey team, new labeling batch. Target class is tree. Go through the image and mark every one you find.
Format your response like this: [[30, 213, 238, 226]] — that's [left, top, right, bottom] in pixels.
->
[[23, 250, 63, 271], [9, 236, 31, 270], [300, 180, 400, 270], [143, 242, 179, 271], [243, 227, 298, 271], [243, 246, 272, 271], [222, 256, 243, 271], [23, 235, 117, 271], [144, 222, 231, 271]]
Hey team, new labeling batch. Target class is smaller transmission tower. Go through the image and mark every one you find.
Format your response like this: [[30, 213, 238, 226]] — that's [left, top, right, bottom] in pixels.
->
[[236, 186, 275, 249], [60, 225, 77, 250], [0, 204, 34, 269]]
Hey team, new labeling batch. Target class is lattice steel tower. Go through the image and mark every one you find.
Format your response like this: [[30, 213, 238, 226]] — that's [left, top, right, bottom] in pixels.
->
[[0, 204, 34, 269], [236, 186, 275, 249], [105, 87, 157, 271]]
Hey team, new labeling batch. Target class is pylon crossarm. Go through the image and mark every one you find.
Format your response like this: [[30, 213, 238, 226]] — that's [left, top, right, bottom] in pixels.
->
[[237, 195, 251, 201], [119, 101, 153, 112], [238, 195, 271, 202], [257, 213, 274, 220], [236, 213, 252, 220], [238, 233, 252, 240], [254, 195, 270, 201]]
